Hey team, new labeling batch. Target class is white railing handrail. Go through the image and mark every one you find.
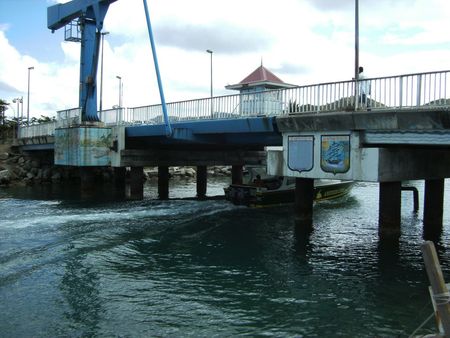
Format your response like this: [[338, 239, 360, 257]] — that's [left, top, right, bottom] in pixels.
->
[[18, 70, 450, 139], [18, 121, 56, 139]]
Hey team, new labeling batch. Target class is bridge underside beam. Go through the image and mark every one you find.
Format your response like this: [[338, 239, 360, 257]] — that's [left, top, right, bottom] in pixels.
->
[[276, 108, 450, 133], [120, 149, 266, 167]]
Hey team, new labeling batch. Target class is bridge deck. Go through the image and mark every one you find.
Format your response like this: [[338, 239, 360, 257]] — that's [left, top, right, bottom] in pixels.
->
[[16, 70, 450, 150]]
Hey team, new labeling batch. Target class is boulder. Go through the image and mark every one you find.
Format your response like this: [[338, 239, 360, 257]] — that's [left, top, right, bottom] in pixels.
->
[[22, 161, 32, 171], [0, 152, 9, 160], [0, 169, 11, 183], [42, 168, 52, 180], [13, 167, 27, 178], [185, 168, 196, 177], [51, 172, 62, 181], [144, 168, 158, 178], [35, 169, 43, 180]]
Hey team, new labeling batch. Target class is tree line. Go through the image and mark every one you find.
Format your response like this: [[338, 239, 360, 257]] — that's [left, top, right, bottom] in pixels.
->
[[0, 99, 56, 127], [0, 99, 56, 141]]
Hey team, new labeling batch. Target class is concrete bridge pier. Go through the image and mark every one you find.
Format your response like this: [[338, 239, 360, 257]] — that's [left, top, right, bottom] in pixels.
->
[[423, 178, 445, 240], [130, 166, 144, 200], [379, 181, 402, 237], [231, 165, 243, 185], [114, 167, 126, 186], [80, 167, 96, 198], [158, 166, 169, 200], [294, 178, 314, 229], [113, 167, 127, 198], [196, 166, 207, 200]]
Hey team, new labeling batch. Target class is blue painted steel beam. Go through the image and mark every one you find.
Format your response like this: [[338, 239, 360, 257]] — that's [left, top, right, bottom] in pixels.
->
[[125, 117, 281, 147], [126, 117, 278, 138], [48, 0, 117, 31], [21, 144, 54, 151]]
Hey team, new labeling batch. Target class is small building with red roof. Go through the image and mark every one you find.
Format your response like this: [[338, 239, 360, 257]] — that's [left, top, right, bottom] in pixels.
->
[[225, 64, 296, 116]]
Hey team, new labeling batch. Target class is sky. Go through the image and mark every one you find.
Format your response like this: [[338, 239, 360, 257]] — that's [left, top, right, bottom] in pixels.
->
[[0, 0, 449, 119]]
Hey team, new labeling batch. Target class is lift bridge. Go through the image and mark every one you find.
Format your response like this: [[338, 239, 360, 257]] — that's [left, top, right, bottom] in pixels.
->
[[15, 0, 450, 237]]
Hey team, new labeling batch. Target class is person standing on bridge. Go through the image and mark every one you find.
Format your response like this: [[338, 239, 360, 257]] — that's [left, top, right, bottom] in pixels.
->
[[358, 66, 371, 109]]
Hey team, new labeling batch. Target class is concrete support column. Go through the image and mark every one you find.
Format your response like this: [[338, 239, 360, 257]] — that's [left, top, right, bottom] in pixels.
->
[[113, 167, 127, 198], [423, 178, 445, 239], [231, 165, 243, 185], [114, 167, 126, 187], [196, 165, 207, 200], [379, 181, 401, 236], [294, 178, 314, 229], [130, 166, 144, 200], [80, 167, 96, 198], [158, 166, 169, 200]]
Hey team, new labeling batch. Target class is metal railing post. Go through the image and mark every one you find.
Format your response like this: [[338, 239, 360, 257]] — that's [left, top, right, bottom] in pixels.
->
[[416, 74, 422, 107], [399, 76, 404, 109]]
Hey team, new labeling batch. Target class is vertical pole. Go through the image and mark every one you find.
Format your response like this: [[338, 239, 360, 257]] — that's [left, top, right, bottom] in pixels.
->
[[99, 31, 109, 113], [354, 0, 359, 110], [354, 0, 359, 83], [424, 179, 445, 239], [130, 166, 144, 200], [206, 49, 213, 117], [379, 181, 401, 236], [116, 76, 122, 107], [421, 241, 450, 336], [196, 165, 207, 200], [158, 165, 169, 200], [27, 66, 34, 125], [231, 165, 243, 185], [294, 178, 314, 229]]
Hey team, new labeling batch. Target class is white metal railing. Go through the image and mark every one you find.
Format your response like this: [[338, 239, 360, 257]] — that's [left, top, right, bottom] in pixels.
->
[[126, 70, 450, 122], [56, 107, 81, 128], [18, 70, 450, 139], [98, 107, 125, 125], [18, 121, 56, 138]]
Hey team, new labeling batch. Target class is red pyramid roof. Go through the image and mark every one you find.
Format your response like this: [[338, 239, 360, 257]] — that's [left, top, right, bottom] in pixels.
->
[[239, 65, 285, 85], [226, 65, 296, 90]]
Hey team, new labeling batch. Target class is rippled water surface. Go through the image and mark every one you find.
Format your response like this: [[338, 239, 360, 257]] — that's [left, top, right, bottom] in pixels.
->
[[1, 178, 449, 337]]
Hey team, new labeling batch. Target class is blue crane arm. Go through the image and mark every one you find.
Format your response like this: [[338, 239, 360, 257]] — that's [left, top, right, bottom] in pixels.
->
[[47, 0, 117, 122], [48, 0, 117, 31]]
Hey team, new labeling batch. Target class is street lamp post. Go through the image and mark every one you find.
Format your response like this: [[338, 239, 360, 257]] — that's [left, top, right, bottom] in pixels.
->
[[206, 49, 213, 117], [20, 96, 23, 124], [27, 66, 34, 125], [116, 75, 122, 123], [99, 31, 110, 113], [116, 75, 122, 107], [355, 0, 359, 83], [13, 97, 22, 139]]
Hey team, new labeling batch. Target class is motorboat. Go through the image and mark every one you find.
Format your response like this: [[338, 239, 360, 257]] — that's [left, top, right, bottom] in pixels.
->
[[224, 166, 353, 207]]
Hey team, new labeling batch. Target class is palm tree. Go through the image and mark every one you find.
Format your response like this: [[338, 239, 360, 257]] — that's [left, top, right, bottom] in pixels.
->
[[0, 99, 9, 126]]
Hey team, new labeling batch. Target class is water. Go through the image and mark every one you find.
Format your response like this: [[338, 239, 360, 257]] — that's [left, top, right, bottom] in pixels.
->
[[1, 178, 449, 337]]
